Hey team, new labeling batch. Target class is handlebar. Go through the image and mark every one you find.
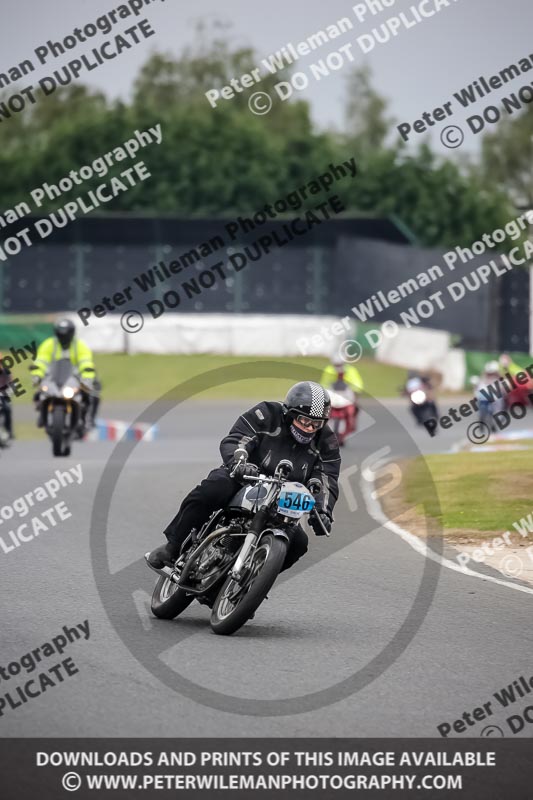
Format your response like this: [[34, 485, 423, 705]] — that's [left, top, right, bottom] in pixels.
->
[[242, 474, 281, 485], [234, 455, 293, 482]]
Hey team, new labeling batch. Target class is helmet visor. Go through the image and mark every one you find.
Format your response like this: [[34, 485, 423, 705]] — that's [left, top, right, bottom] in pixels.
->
[[57, 332, 74, 349]]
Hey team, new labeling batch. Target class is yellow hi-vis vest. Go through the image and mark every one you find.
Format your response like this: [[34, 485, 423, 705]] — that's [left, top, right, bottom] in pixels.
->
[[30, 337, 96, 379]]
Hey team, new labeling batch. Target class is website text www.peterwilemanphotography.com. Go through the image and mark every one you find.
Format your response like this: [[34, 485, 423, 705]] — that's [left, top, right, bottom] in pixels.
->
[[1, 0, 533, 798]]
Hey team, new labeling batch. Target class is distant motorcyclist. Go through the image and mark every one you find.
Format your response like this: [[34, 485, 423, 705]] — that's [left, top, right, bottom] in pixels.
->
[[475, 361, 504, 402], [0, 354, 14, 439], [321, 357, 361, 439], [403, 370, 439, 429], [148, 381, 341, 570], [477, 360, 502, 388], [499, 352, 533, 408], [404, 371, 435, 397], [321, 357, 364, 394], [474, 361, 506, 428], [30, 319, 101, 429], [499, 353, 521, 376]]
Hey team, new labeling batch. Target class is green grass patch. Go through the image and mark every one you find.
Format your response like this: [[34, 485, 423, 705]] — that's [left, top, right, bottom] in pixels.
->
[[404, 451, 533, 535], [9, 423, 46, 442], [10, 353, 405, 403]]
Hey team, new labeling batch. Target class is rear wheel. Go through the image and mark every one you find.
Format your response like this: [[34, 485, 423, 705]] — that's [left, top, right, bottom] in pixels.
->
[[210, 533, 287, 636], [151, 574, 194, 619]]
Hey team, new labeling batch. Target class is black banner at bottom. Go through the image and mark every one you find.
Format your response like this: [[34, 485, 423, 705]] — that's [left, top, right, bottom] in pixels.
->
[[1, 739, 531, 799]]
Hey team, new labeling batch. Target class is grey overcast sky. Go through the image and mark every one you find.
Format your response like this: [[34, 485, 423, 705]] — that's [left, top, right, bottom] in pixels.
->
[[2, 0, 532, 155]]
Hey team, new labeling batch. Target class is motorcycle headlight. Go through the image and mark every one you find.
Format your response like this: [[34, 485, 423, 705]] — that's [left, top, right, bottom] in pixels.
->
[[411, 390, 427, 405], [62, 387, 76, 399]]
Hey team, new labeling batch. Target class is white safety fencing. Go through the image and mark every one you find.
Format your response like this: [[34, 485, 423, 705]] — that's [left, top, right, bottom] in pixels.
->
[[369, 324, 466, 390], [66, 312, 467, 390], [66, 313, 349, 357]]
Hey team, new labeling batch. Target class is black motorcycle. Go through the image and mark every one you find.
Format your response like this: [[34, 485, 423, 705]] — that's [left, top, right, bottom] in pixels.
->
[[38, 358, 92, 457], [145, 456, 329, 636]]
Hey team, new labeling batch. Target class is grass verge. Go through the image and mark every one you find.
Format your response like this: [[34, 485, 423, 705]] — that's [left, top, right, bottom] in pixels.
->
[[9, 353, 405, 404], [383, 451, 533, 543]]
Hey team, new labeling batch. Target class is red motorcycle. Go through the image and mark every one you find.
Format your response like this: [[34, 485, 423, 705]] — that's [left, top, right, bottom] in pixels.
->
[[506, 374, 533, 409], [328, 383, 358, 446]]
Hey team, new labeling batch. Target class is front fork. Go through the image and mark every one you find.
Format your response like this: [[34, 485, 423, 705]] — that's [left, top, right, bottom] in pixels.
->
[[45, 400, 74, 429], [230, 507, 269, 580]]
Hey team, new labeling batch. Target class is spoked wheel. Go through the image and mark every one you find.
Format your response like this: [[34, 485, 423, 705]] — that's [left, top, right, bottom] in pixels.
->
[[210, 533, 287, 636], [151, 574, 194, 620]]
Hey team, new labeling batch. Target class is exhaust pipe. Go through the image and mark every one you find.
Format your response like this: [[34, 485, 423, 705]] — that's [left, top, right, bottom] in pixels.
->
[[144, 553, 180, 583]]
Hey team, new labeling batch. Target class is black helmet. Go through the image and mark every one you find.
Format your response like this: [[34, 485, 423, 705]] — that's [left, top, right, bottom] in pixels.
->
[[283, 381, 331, 424], [54, 319, 75, 349]]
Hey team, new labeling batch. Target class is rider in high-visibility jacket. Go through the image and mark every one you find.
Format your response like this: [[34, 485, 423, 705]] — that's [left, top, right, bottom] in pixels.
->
[[499, 353, 522, 377], [31, 333, 95, 380], [320, 358, 364, 393], [30, 319, 100, 427]]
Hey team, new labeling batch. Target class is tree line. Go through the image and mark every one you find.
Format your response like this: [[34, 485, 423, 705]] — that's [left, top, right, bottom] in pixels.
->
[[0, 28, 530, 248]]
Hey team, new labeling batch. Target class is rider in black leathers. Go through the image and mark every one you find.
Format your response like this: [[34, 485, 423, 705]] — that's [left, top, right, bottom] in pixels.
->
[[148, 382, 341, 572]]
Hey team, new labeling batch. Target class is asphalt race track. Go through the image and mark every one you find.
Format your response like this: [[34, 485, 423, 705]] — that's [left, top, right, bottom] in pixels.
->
[[1, 397, 533, 738]]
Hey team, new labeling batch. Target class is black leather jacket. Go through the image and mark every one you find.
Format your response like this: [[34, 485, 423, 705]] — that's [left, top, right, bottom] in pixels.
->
[[219, 401, 341, 516]]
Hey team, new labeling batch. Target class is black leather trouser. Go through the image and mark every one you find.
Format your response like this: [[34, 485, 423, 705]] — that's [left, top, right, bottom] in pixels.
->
[[163, 466, 309, 571]]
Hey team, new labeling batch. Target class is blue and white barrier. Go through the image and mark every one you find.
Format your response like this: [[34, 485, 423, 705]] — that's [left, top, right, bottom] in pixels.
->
[[85, 418, 158, 442]]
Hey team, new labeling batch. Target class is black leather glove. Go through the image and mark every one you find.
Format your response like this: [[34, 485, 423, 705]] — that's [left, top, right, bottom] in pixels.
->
[[310, 509, 332, 536], [229, 448, 254, 480]]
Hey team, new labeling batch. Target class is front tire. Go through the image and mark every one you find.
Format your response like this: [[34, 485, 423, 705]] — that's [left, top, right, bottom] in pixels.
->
[[332, 417, 346, 446], [151, 574, 194, 620], [210, 533, 287, 636], [51, 405, 67, 457]]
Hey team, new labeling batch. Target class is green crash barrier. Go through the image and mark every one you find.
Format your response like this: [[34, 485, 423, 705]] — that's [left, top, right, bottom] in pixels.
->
[[464, 350, 533, 388], [352, 322, 379, 357], [0, 322, 52, 350]]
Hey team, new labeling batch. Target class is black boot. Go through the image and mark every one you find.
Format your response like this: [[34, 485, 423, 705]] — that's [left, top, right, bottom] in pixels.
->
[[147, 540, 181, 568]]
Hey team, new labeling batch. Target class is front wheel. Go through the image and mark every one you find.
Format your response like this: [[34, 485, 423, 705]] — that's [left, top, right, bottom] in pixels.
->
[[210, 533, 287, 636], [332, 417, 346, 446], [151, 574, 194, 619], [51, 405, 68, 457]]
